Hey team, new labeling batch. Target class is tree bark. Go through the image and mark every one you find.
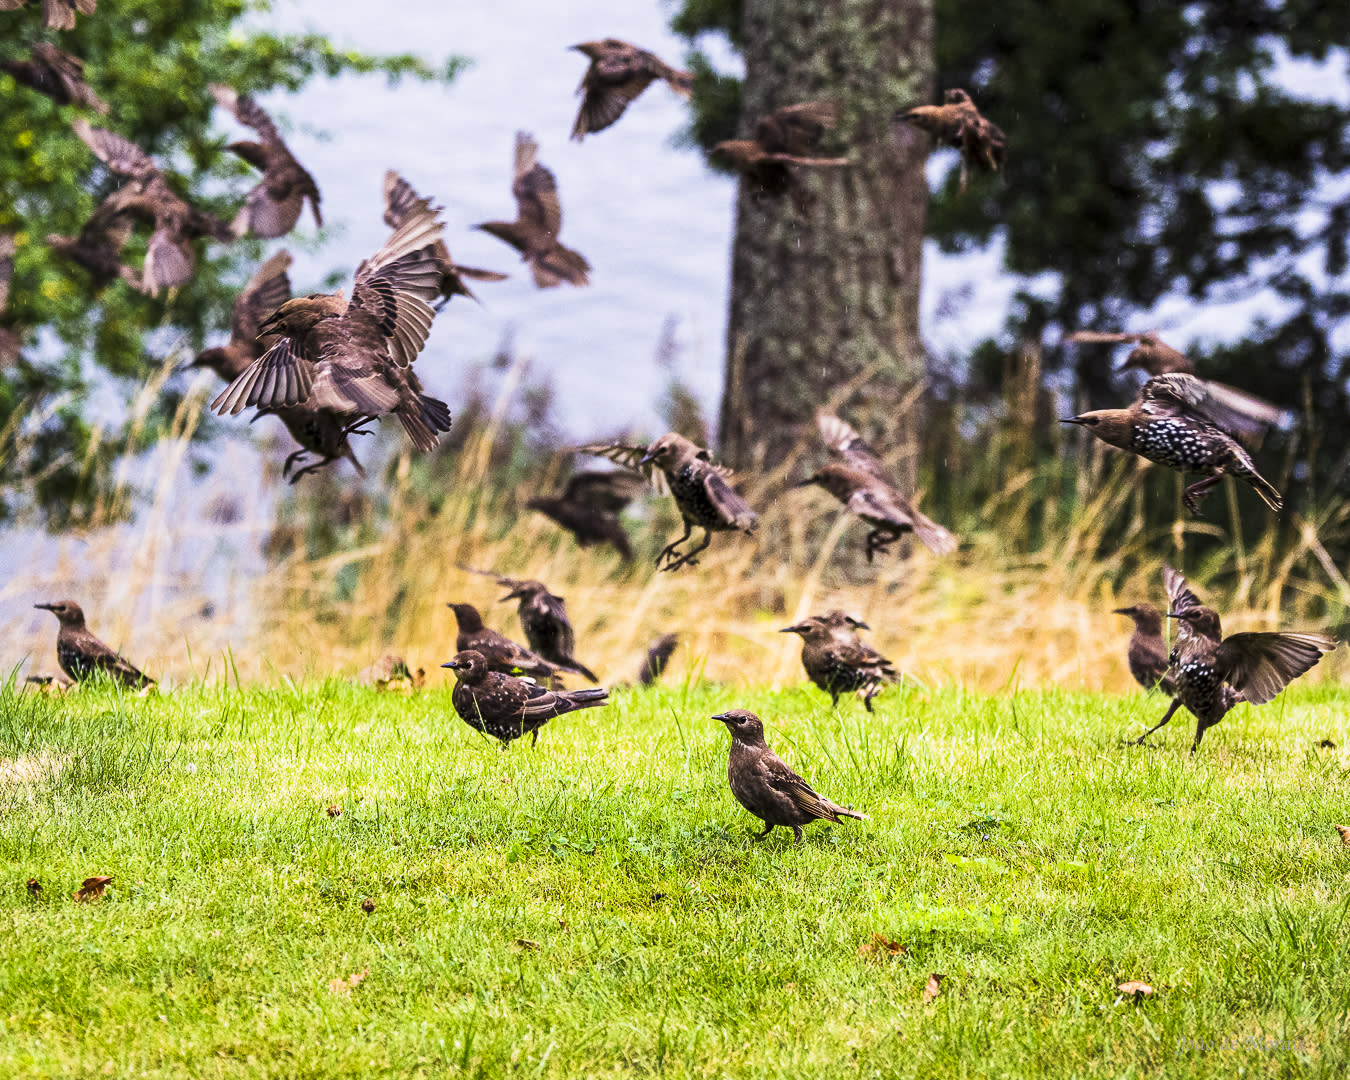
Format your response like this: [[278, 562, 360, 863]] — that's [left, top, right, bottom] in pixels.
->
[[719, 0, 934, 483]]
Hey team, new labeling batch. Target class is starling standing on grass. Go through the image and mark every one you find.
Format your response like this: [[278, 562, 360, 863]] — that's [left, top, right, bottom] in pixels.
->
[[581, 433, 758, 571], [713, 709, 866, 844], [442, 650, 608, 746], [1061, 373, 1284, 515], [383, 172, 506, 306], [796, 412, 958, 560], [475, 132, 590, 288], [1113, 603, 1173, 693], [712, 101, 850, 208], [0, 0, 96, 31], [569, 39, 693, 140], [1, 43, 107, 113], [780, 614, 898, 711], [34, 600, 154, 689], [896, 88, 1006, 192], [210, 84, 322, 239], [447, 602, 563, 683], [525, 469, 644, 561]]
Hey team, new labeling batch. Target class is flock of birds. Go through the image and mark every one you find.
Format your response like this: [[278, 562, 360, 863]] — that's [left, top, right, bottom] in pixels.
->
[[11, 4, 1344, 841]]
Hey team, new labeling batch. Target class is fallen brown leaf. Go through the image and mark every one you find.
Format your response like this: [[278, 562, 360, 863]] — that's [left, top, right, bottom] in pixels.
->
[[923, 973, 945, 1003], [326, 804, 342, 817], [26, 877, 41, 897], [327, 967, 369, 996], [1335, 824, 1350, 846], [858, 933, 907, 958], [1117, 981, 1155, 998], [74, 876, 112, 902], [514, 938, 540, 951], [360, 898, 376, 914]]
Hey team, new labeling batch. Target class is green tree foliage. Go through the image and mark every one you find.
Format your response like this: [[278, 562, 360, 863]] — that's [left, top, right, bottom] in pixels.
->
[[0, 0, 464, 526]]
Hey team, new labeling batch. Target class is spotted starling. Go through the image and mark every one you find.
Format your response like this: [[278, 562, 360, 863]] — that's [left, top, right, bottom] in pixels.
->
[[493, 578, 598, 682], [780, 614, 898, 711], [447, 602, 562, 683], [637, 633, 679, 686], [1134, 566, 1336, 751], [1, 43, 107, 113], [797, 412, 958, 560], [525, 469, 643, 560], [1062, 373, 1283, 515], [582, 432, 758, 571], [383, 172, 507, 306], [712, 101, 850, 208], [896, 88, 1006, 192], [211, 195, 452, 453], [442, 649, 608, 746], [1113, 603, 1173, 693], [34, 600, 154, 689], [475, 132, 590, 288], [210, 84, 322, 239], [569, 39, 692, 140], [713, 709, 866, 844], [0, 0, 96, 31], [71, 118, 232, 295]]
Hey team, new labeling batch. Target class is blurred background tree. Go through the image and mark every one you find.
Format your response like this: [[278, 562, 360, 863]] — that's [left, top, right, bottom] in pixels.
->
[[0, 0, 464, 527]]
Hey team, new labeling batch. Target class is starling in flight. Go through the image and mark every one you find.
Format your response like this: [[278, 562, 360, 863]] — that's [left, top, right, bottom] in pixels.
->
[[0, 0, 96, 31], [525, 468, 643, 561], [712, 101, 850, 207], [1, 42, 107, 113], [442, 649, 608, 746], [569, 38, 692, 140], [34, 599, 154, 689], [383, 172, 507, 306], [897, 88, 1006, 192], [45, 182, 144, 291]]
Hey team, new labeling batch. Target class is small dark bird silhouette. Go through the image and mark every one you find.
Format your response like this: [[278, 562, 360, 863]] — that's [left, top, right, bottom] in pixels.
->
[[1061, 373, 1283, 515], [897, 88, 1006, 192], [582, 432, 758, 571], [797, 413, 958, 560], [712, 101, 850, 208], [525, 469, 643, 560], [72, 118, 232, 295], [188, 251, 367, 481], [637, 632, 679, 686], [1112, 603, 1172, 692], [210, 84, 322, 239], [0, 0, 96, 31], [780, 612, 898, 711], [476, 132, 590, 288], [713, 709, 866, 844], [497, 578, 599, 683], [1134, 565, 1336, 751], [34, 599, 154, 689], [447, 602, 563, 683], [211, 196, 452, 453], [1, 42, 107, 113], [569, 38, 693, 140], [442, 649, 608, 746], [383, 172, 506, 306]]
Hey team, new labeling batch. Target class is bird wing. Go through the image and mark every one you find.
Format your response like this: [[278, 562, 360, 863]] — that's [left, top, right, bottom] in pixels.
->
[[211, 335, 313, 414], [1194, 379, 1290, 441], [512, 133, 563, 238], [577, 444, 671, 494], [210, 84, 283, 147], [72, 118, 157, 179], [232, 250, 292, 344], [639, 633, 679, 684], [702, 469, 758, 531], [349, 275, 437, 369], [1066, 330, 1149, 346], [759, 101, 838, 155], [1215, 632, 1337, 706], [529, 242, 590, 288], [816, 411, 891, 483], [530, 591, 575, 656], [0, 233, 12, 314], [354, 200, 445, 301], [562, 468, 646, 511], [32, 43, 107, 113], [757, 754, 841, 821], [572, 61, 656, 139], [383, 171, 436, 230], [140, 229, 193, 294], [1162, 563, 1202, 616]]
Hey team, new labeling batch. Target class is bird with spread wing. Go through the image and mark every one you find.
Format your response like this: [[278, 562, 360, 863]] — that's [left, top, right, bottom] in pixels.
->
[[569, 38, 692, 140]]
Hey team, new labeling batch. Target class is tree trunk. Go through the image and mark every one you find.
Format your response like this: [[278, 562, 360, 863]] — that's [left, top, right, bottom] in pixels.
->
[[719, 0, 934, 485]]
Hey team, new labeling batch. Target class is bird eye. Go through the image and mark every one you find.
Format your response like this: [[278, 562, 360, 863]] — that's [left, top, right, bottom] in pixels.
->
[[1085, 416, 1100, 426]]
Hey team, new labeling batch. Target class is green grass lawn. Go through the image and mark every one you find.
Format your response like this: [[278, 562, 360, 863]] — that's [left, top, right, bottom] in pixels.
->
[[2, 678, 1348, 1078]]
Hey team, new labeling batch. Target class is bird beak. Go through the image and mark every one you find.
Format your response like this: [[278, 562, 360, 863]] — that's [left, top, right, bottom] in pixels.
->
[[790, 476, 817, 489], [1112, 607, 1131, 615], [1059, 417, 1087, 426], [1165, 612, 1182, 620], [34, 603, 54, 611], [256, 310, 283, 337], [441, 660, 460, 670], [638, 451, 656, 467], [778, 625, 806, 634], [710, 712, 734, 724], [498, 590, 522, 603], [852, 619, 871, 631]]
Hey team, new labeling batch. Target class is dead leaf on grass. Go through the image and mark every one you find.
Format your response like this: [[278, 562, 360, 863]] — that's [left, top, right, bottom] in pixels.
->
[[1334, 824, 1350, 846], [328, 967, 369, 996], [326, 804, 342, 817], [858, 933, 907, 958], [923, 973, 945, 1003], [74, 876, 112, 902], [1117, 981, 1155, 998], [514, 938, 540, 951]]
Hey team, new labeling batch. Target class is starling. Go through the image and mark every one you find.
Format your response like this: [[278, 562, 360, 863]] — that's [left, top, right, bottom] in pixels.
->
[[1061, 372, 1283, 515], [1112, 603, 1173, 693], [1067, 330, 1287, 445], [475, 132, 590, 288], [1134, 565, 1336, 751], [441, 649, 608, 746], [383, 172, 507, 306], [211, 195, 453, 453], [34, 599, 154, 689], [71, 118, 232, 295], [637, 632, 679, 686], [712, 101, 850, 207], [569, 38, 693, 140], [780, 613, 898, 711], [525, 468, 643, 560], [713, 709, 866, 844], [581, 432, 758, 571], [494, 577, 599, 683], [896, 88, 1006, 192], [210, 84, 322, 239], [796, 412, 958, 560], [46, 181, 145, 290], [1, 42, 108, 113], [0, 0, 96, 31], [356, 654, 424, 692], [446, 602, 563, 683]]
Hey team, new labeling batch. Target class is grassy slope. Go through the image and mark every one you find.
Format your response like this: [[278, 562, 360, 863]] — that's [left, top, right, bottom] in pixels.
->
[[1, 680, 1348, 1078]]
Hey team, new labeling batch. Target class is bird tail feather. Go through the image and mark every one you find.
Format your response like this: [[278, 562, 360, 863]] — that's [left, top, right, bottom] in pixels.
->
[[564, 688, 609, 707], [397, 394, 453, 453]]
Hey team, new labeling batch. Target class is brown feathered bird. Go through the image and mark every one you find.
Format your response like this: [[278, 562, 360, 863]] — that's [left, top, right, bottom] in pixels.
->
[[1134, 566, 1336, 752], [475, 132, 590, 288], [72, 118, 232, 295], [211, 197, 452, 453], [383, 172, 506, 306], [780, 612, 898, 711], [525, 468, 643, 560], [188, 251, 367, 481], [712, 101, 850, 208], [34, 599, 153, 689], [796, 412, 958, 560], [447, 602, 563, 683], [210, 84, 322, 239], [637, 633, 679, 686], [1, 42, 107, 113], [582, 432, 758, 571], [0, 0, 96, 31], [356, 654, 425, 692], [497, 578, 599, 683], [896, 88, 1006, 192], [442, 649, 608, 746], [1113, 603, 1172, 693], [1061, 372, 1283, 515], [45, 182, 144, 290], [714, 709, 866, 844], [569, 38, 692, 140]]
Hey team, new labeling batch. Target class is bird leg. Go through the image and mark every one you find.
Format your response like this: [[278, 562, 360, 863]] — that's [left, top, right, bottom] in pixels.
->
[[1182, 475, 1223, 516], [862, 682, 880, 713], [660, 527, 712, 572], [752, 822, 774, 842], [531, 729, 539, 748], [341, 417, 377, 439], [656, 522, 693, 570], [864, 528, 900, 564], [791, 826, 805, 846], [1135, 698, 1182, 745], [281, 449, 308, 478], [288, 455, 339, 484]]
